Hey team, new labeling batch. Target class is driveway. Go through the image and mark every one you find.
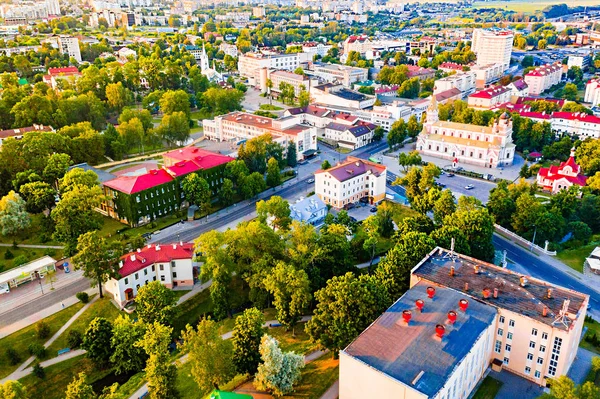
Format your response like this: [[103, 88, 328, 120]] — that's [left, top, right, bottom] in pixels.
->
[[489, 369, 544, 399]]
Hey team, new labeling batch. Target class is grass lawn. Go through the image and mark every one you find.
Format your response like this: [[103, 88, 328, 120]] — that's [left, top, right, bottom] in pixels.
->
[[115, 371, 146, 398], [259, 104, 284, 111], [0, 213, 62, 247], [283, 352, 339, 399], [0, 302, 85, 379], [190, 109, 212, 121], [46, 297, 122, 359], [0, 246, 63, 273], [19, 355, 112, 399], [385, 200, 419, 226], [581, 318, 600, 355], [266, 323, 317, 355], [97, 213, 184, 244], [471, 375, 503, 399], [556, 237, 600, 273], [177, 359, 249, 399]]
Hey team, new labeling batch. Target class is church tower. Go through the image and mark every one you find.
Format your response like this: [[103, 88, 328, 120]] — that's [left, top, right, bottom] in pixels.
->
[[425, 94, 439, 124], [200, 43, 210, 74]]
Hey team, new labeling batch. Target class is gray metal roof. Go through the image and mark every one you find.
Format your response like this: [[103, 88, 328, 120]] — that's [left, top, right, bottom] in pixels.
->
[[68, 163, 116, 184]]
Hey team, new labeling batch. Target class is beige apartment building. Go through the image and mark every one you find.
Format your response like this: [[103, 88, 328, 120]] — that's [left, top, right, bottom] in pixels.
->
[[258, 69, 318, 97], [310, 63, 368, 87], [524, 63, 563, 96], [238, 52, 300, 80], [472, 28, 513, 71], [340, 247, 588, 399]]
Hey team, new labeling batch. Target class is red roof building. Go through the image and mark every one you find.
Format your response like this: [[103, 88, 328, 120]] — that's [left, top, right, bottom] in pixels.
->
[[43, 66, 82, 89], [537, 148, 587, 194], [467, 85, 511, 109]]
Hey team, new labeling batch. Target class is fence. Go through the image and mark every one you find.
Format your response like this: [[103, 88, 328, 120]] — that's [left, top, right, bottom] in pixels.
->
[[494, 224, 557, 256]]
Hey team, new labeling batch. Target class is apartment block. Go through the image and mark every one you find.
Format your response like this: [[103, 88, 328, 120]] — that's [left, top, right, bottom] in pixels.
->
[[434, 71, 476, 99], [524, 63, 563, 96], [584, 78, 600, 106], [310, 63, 368, 87], [472, 28, 513, 71], [238, 52, 300, 80], [259, 69, 318, 97], [467, 85, 512, 110]]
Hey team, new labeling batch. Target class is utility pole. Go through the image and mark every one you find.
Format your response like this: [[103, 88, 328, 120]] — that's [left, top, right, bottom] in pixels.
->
[[530, 225, 537, 252]]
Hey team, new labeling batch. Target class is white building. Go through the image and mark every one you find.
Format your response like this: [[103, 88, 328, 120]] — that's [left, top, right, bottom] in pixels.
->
[[340, 247, 588, 398], [202, 112, 318, 160], [0, 124, 54, 147], [584, 78, 600, 106], [471, 63, 504, 88], [219, 42, 238, 58], [310, 83, 375, 110], [310, 63, 368, 87], [467, 85, 512, 110], [471, 28, 513, 72], [323, 121, 377, 150], [507, 79, 529, 97], [46, 0, 60, 15], [260, 69, 317, 97], [524, 63, 563, 96], [238, 52, 300, 80], [289, 196, 327, 226], [105, 243, 196, 308], [315, 156, 387, 208], [417, 96, 516, 168], [567, 54, 591, 70], [434, 71, 476, 99], [537, 148, 588, 194]]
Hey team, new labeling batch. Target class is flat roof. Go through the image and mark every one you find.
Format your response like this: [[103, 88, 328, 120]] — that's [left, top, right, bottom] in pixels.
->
[[343, 281, 497, 398], [413, 248, 588, 330], [0, 256, 57, 283]]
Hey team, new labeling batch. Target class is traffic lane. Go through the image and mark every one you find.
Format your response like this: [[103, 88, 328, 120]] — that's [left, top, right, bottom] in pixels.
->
[[437, 173, 495, 203], [493, 235, 600, 311]]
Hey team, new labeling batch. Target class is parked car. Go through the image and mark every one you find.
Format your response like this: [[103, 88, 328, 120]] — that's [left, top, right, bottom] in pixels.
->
[[447, 173, 455, 177], [307, 178, 315, 184], [344, 203, 356, 210], [465, 184, 474, 190], [435, 182, 446, 188], [370, 207, 378, 213]]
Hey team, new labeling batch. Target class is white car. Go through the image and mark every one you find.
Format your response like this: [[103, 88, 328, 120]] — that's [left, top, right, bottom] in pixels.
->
[[465, 184, 474, 190], [307, 178, 315, 184]]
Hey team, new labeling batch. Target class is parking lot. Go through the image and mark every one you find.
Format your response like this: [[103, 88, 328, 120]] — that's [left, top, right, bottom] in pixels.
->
[[331, 201, 377, 222]]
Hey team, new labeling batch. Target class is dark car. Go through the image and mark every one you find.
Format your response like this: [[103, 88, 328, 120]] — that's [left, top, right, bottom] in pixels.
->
[[359, 197, 370, 204], [344, 203, 356, 210], [370, 207, 377, 213], [447, 173, 455, 177], [435, 182, 446, 188]]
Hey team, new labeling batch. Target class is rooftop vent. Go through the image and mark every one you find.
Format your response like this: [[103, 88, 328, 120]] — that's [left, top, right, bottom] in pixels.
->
[[459, 299, 469, 312], [411, 371, 425, 386], [427, 286, 436, 299], [547, 288, 552, 299], [156, 244, 161, 251], [415, 299, 424, 312], [543, 306, 548, 317], [520, 276, 528, 287], [173, 244, 177, 250], [493, 288, 499, 299], [473, 265, 480, 274], [450, 266, 455, 277], [435, 324, 445, 338], [130, 254, 136, 262], [483, 288, 491, 299], [402, 309, 412, 324], [137, 248, 141, 253], [447, 310, 457, 324]]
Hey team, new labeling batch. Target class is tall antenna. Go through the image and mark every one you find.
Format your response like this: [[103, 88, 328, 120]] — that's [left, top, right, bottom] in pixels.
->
[[553, 299, 571, 328], [442, 238, 459, 262]]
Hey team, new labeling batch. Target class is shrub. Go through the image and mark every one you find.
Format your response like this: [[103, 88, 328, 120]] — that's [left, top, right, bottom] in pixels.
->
[[76, 292, 89, 303], [4, 249, 14, 260], [36, 320, 51, 339], [32, 363, 45, 379], [6, 348, 21, 365], [28, 343, 47, 358], [13, 255, 29, 267], [43, 248, 56, 257], [67, 330, 83, 349]]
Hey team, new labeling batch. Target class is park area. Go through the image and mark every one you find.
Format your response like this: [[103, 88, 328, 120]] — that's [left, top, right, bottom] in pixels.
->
[[472, 0, 600, 13]]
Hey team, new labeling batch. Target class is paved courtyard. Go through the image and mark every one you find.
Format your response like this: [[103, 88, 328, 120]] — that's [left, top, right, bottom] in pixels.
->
[[489, 370, 545, 399]]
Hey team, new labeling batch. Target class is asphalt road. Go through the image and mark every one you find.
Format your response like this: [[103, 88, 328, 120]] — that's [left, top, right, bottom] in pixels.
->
[[437, 172, 496, 203], [493, 234, 600, 317], [0, 277, 91, 327]]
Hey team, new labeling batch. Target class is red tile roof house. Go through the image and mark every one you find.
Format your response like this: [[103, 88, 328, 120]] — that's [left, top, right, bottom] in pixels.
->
[[104, 243, 196, 308], [42, 66, 82, 89], [537, 148, 587, 195], [100, 148, 233, 226], [0, 124, 54, 146]]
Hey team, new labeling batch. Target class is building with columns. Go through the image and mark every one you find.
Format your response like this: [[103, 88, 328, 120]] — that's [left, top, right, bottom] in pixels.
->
[[416, 96, 515, 168]]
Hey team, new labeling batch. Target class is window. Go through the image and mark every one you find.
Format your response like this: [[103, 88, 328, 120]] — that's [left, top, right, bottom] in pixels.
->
[[540, 345, 546, 353], [124, 278, 129, 285], [525, 366, 531, 375], [160, 276, 165, 282], [532, 328, 538, 336], [153, 276, 156, 281], [542, 332, 548, 340], [152, 265, 155, 272], [159, 265, 164, 271], [173, 272, 177, 278], [505, 344, 511, 352], [136, 284, 140, 290], [144, 269, 147, 276], [499, 316, 505, 324], [507, 332, 513, 340], [535, 370, 541, 379], [527, 353, 533, 361], [134, 273, 139, 280], [503, 357, 509, 365], [530, 341, 536, 349], [537, 357, 544, 365], [498, 328, 503, 336], [509, 319, 515, 327], [495, 340, 502, 353]]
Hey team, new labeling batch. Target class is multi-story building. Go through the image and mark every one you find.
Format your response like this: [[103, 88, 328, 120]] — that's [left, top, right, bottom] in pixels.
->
[[417, 96, 515, 168], [315, 156, 387, 208], [471, 28, 513, 71], [57, 36, 82, 63], [551, 111, 600, 139], [343, 35, 436, 58], [467, 85, 512, 110], [310, 63, 368, 87], [340, 247, 588, 399], [323, 121, 378, 150], [310, 83, 376, 110], [471, 63, 504, 88], [289, 196, 327, 226], [406, 65, 436, 81], [434, 71, 476, 99], [215, 11, 251, 23], [238, 52, 300, 80], [438, 62, 468, 74], [584, 78, 600, 106], [100, 148, 232, 226], [0, 45, 40, 56], [287, 42, 332, 58], [42, 67, 82, 89], [46, 0, 60, 14], [507, 79, 529, 97], [259, 69, 317, 97], [203, 112, 318, 160], [524, 63, 563, 96], [105, 243, 196, 307], [567, 54, 591, 70], [537, 148, 588, 194], [219, 42, 238, 58], [252, 6, 266, 18], [0, 125, 54, 147]]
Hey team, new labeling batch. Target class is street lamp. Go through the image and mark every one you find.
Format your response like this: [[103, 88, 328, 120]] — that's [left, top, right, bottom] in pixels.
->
[[530, 225, 537, 252]]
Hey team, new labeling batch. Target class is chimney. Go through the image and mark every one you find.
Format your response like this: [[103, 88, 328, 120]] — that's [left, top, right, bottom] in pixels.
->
[[474, 265, 480, 274], [147, 244, 151, 248], [450, 266, 455, 277], [493, 288, 498, 299], [483, 288, 491, 299], [415, 299, 424, 312], [156, 244, 161, 251], [459, 299, 469, 312], [173, 244, 177, 250], [547, 288, 552, 299], [119, 260, 123, 268], [447, 310, 457, 324], [402, 309, 412, 324], [542, 306, 548, 317], [180, 241, 183, 246], [520, 276, 528, 287], [427, 287, 436, 299], [137, 248, 141, 253], [464, 282, 469, 291], [130, 254, 136, 261], [435, 324, 445, 338]]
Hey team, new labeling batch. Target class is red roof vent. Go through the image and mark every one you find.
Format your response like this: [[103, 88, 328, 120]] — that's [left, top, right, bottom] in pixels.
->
[[192, 148, 199, 153], [447, 310, 457, 324], [415, 299, 424, 312], [402, 310, 412, 324], [435, 324, 445, 338], [483, 288, 491, 299], [427, 287, 436, 299], [149, 169, 158, 175], [450, 266, 455, 277], [542, 306, 548, 317], [459, 299, 469, 312], [493, 288, 499, 299]]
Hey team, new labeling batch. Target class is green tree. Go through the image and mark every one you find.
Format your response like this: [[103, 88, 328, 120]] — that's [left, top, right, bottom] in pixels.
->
[[65, 373, 96, 399], [135, 281, 177, 326], [406, 115, 422, 138], [362, 215, 380, 268], [375, 202, 395, 238], [43, 153, 72, 190], [433, 189, 456, 225], [135, 322, 178, 399], [576, 139, 600, 175], [159, 89, 190, 118], [180, 318, 235, 392], [157, 111, 190, 147], [119, 108, 153, 132], [563, 83, 578, 101], [19, 181, 55, 213], [82, 317, 113, 366], [110, 315, 148, 375], [182, 173, 211, 214], [72, 231, 122, 298], [286, 142, 297, 167], [0, 381, 27, 399], [255, 335, 304, 397], [117, 117, 145, 153], [372, 126, 384, 141], [256, 196, 291, 231], [232, 307, 265, 375], [398, 150, 422, 172], [106, 82, 131, 113], [59, 168, 100, 193], [387, 119, 407, 150], [321, 160, 331, 170], [266, 157, 281, 188], [306, 272, 389, 356], [264, 262, 311, 335], [445, 200, 495, 262], [0, 191, 31, 236], [219, 178, 235, 206], [537, 39, 547, 49]]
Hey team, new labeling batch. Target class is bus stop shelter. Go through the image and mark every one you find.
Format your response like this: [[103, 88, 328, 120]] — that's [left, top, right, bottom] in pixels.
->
[[0, 256, 57, 292]]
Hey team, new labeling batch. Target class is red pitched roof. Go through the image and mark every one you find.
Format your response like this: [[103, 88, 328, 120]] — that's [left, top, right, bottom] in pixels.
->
[[163, 147, 234, 169], [525, 63, 562, 77], [118, 243, 194, 278], [47, 67, 81, 76], [438, 62, 464, 71], [165, 160, 202, 177], [552, 112, 600, 124], [103, 169, 174, 195], [518, 111, 552, 120], [469, 85, 510, 99]]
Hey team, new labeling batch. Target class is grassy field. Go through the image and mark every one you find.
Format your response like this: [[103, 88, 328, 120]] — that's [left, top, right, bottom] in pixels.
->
[[283, 352, 339, 399], [259, 104, 284, 111], [581, 317, 600, 355], [46, 297, 121, 358], [472, 0, 600, 13], [0, 302, 85, 379], [386, 201, 419, 226], [556, 236, 600, 273], [0, 214, 62, 247], [471, 376, 503, 399], [0, 246, 63, 273], [266, 323, 317, 355], [19, 355, 112, 399]]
